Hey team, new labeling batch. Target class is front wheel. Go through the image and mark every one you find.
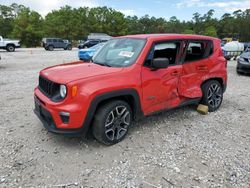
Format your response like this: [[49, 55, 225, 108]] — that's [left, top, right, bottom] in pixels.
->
[[67, 45, 72, 50], [93, 100, 132, 145], [6, 44, 15, 52], [48, 45, 54, 51], [201, 80, 223, 112]]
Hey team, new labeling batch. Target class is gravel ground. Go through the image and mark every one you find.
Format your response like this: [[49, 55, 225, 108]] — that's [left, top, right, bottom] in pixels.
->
[[0, 48, 250, 188]]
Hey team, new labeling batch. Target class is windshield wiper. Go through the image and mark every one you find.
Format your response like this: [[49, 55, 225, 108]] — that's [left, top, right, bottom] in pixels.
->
[[93, 61, 112, 67]]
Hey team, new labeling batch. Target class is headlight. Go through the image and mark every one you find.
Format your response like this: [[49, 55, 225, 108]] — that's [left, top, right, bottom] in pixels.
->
[[60, 85, 67, 99]]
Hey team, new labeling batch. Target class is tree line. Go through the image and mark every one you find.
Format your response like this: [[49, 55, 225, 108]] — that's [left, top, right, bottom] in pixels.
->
[[1, 3, 250, 47]]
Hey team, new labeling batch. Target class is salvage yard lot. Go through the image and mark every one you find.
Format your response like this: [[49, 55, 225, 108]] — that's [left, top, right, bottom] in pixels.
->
[[0, 48, 250, 187]]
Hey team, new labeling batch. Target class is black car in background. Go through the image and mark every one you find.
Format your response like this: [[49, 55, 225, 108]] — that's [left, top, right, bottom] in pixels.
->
[[42, 38, 72, 51], [78, 39, 107, 49], [237, 48, 250, 74]]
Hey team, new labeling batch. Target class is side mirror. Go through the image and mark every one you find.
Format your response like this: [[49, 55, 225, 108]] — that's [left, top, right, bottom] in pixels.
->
[[151, 58, 169, 70]]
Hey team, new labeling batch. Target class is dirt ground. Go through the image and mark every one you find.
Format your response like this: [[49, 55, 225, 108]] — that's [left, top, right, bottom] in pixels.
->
[[0, 48, 249, 188]]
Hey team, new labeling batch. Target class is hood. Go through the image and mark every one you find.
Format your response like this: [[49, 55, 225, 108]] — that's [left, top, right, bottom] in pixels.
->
[[40, 61, 123, 84], [79, 48, 95, 53], [240, 52, 250, 59]]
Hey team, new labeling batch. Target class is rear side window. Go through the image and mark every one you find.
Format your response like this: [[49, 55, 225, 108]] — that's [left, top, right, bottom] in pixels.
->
[[53, 39, 58, 42], [184, 41, 213, 62], [145, 41, 180, 66]]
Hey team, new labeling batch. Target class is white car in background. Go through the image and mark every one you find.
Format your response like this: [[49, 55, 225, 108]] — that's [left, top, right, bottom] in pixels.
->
[[0, 36, 20, 52]]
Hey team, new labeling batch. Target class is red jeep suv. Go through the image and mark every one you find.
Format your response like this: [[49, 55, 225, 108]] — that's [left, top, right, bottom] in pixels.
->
[[34, 34, 227, 145]]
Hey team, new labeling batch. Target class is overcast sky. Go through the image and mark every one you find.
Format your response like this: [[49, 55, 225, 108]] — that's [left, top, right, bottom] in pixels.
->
[[1, 0, 250, 20]]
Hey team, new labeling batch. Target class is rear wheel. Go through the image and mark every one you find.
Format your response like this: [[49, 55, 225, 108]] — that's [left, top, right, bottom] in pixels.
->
[[6, 44, 15, 52], [93, 100, 132, 145], [201, 80, 223, 112]]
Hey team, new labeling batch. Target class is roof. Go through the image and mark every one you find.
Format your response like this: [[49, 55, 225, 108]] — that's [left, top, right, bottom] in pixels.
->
[[120, 34, 218, 41]]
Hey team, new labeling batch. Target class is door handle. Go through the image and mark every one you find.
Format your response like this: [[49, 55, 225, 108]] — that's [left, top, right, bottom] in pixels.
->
[[171, 70, 179, 76], [196, 65, 207, 71]]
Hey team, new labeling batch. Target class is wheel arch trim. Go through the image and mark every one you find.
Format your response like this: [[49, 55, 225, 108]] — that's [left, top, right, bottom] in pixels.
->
[[201, 77, 226, 93], [81, 88, 143, 136]]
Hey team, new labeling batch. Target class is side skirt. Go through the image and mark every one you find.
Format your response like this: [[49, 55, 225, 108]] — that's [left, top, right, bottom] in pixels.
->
[[145, 97, 201, 117]]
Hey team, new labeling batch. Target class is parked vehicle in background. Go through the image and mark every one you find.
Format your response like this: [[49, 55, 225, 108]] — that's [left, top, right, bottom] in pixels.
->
[[222, 37, 233, 44], [78, 40, 101, 49], [222, 41, 244, 60], [78, 42, 106, 61], [237, 48, 250, 74], [42, 38, 72, 51], [244, 42, 250, 51], [78, 39, 108, 49], [34, 34, 227, 145], [78, 33, 112, 49], [87, 33, 112, 41], [0, 36, 20, 52]]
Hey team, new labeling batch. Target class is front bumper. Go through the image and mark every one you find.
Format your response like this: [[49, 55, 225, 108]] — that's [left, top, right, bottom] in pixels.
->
[[34, 88, 89, 136], [237, 59, 250, 73]]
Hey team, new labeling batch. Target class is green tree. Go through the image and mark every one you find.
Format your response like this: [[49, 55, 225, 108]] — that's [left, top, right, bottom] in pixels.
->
[[166, 16, 185, 33], [204, 26, 217, 37], [0, 4, 15, 37], [12, 7, 44, 47], [2, 3, 250, 46], [183, 29, 195, 34]]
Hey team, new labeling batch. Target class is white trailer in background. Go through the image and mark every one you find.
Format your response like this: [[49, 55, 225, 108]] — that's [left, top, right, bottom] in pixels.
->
[[87, 33, 112, 41], [222, 41, 244, 60]]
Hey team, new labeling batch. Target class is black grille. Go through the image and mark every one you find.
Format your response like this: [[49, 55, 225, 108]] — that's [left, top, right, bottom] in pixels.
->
[[39, 76, 60, 98]]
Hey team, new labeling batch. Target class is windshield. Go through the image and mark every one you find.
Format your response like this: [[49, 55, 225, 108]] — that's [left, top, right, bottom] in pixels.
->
[[91, 43, 105, 50], [92, 38, 146, 67]]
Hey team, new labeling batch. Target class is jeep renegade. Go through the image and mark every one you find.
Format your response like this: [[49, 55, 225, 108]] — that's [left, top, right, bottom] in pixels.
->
[[34, 34, 227, 145]]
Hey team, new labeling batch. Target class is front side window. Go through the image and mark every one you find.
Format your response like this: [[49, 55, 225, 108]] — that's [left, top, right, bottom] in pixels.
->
[[184, 41, 213, 62], [92, 38, 146, 67], [145, 41, 180, 67]]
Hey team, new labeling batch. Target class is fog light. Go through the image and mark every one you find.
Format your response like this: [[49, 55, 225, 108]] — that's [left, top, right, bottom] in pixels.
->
[[59, 112, 70, 124]]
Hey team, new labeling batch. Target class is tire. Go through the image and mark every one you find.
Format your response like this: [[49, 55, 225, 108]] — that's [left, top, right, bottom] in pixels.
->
[[201, 80, 223, 112], [236, 69, 242, 75], [93, 100, 132, 145], [67, 45, 72, 50], [48, 45, 54, 51], [6, 44, 15, 52]]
